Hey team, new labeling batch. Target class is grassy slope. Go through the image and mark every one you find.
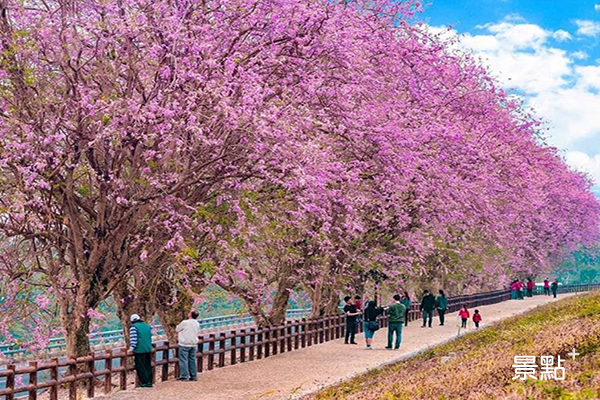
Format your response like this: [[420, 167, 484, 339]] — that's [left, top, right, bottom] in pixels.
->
[[308, 292, 600, 400]]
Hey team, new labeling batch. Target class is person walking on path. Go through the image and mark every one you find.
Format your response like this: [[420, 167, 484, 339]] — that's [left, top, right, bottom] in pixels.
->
[[176, 310, 201, 381], [517, 279, 524, 300], [354, 295, 363, 333], [401, 291, 411, 327], [363, 300, 384, 349], [458, 305, 470, 329], [436, 290, 448, 326], [385, 294, 406, 350], [526, 278, 534, 298], [551, 279, 559, 298], [510, 280, 519, 299], [343, 296, 361, 344], [129, 314, 153, 388], [473, 309, 482, 329], [420, 290, 436, 328], [544, 278, 550, 296]]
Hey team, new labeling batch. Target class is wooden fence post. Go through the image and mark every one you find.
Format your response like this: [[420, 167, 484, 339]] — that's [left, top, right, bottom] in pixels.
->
[[264, 329, 270, 358], [151, 344, 157, 385], [162, 341, 170, 381], [28, 361, 37, 400], [197, 338, 204, 374], [301, 319, 307, 348], [104, 350, 113, 395], [218, 333, 226, 367], [50, 358, 58, 400], [230, 330, 237, 365], [249, 329, 256, 361], [87, 353, 95, 398], [272, 328, 278, 356], [207, 334, 215, 370], [240, 330, 246, 363], [119, 349, 127, 390], [257, 330, 263, 360], [292, 322, 298, 350], [6, 364, 15, 400], [68, 359, 77, 400]]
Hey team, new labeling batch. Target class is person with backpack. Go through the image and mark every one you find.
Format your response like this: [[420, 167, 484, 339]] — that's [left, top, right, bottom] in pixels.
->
[[401, 291, 411, 327], [362, 300, 384, 349], [420, 290, 436, 328], [129, 314, 153, 388], [436, 290, 448, 326], [385, 294, 406, 350]]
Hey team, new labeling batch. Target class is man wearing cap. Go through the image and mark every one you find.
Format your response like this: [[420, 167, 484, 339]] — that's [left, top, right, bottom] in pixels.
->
[[129, 314, 153, 387]]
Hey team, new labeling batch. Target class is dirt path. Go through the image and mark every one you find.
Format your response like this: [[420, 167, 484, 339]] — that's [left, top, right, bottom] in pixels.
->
[[97, 293, 581, 400]]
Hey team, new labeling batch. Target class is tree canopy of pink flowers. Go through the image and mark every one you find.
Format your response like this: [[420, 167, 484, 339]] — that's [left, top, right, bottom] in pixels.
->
[[0, 0, 598, 356]]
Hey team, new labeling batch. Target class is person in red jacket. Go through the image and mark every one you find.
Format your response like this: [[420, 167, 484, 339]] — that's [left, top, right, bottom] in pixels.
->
[[517, 279, 524, 300], [543, 278, 550, 296], [473, 309, 482, 329], [458, 305, 470, 329], [526, 278, 535, 297]]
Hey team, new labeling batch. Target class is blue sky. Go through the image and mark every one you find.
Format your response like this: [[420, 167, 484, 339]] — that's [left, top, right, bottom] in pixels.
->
[[418, 0, 600, 194]]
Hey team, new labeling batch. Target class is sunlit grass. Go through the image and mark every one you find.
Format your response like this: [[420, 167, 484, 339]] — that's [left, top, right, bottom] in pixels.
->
[[308, 292, 600, 400]]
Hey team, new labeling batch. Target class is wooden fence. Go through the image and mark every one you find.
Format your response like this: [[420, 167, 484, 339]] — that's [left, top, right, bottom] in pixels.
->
[[1, 283, 598, 400]]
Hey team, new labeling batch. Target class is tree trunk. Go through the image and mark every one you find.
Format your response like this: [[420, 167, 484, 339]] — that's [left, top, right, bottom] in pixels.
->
[[58, 279, 100, 358], [309, 282, 340, 318], [155, 286, 194, 344], [64, 316, 91, 358], [114, 278, 155, 347]]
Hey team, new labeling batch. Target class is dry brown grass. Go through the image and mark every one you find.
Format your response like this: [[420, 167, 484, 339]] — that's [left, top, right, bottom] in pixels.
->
[[307, 292, 600, 400]]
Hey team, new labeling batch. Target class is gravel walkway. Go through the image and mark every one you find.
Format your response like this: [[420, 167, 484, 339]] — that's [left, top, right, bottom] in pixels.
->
[[96, 293, 580, 400]]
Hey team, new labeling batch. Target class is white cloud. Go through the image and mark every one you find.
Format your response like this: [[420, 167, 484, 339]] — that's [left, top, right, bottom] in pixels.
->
[[574, 19, 600, 36], [572, 51, 589, 60], [457, 22, 571, 93], [595, 4, 600, 11], [553, 29, 572, 41], [429, 18, 600, 191], [565, 151, 600, 186]]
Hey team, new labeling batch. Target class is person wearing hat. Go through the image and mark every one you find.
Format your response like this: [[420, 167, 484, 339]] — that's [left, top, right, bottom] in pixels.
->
[[129, 314, 153, 387]]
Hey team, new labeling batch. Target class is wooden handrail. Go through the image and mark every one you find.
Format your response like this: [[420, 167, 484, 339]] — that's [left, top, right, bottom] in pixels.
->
[[0, 283, 597, 399]]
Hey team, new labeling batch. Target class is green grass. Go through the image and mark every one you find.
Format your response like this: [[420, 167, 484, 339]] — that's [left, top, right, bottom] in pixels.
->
[[308, 292, 600, 400]]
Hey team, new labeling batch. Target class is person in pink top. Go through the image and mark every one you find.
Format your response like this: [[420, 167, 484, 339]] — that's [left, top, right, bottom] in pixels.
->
[[510, 280, 519, 299], [458, 305, 470, 329], [543, 278, 550, 296], [526, 278, 535, 297]]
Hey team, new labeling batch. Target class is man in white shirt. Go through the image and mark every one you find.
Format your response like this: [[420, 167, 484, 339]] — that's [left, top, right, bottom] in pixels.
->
[[176, 310, 201, 381]]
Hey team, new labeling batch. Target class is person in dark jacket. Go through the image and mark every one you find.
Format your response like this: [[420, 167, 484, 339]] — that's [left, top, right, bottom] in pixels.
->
[[343, 296, 361, 344], [363, 300, 384, 349], [436, 290, 448, 326], [385, 294, 406, 350], [420, 290, 436, 328], [129, 314, 153, 388], [401, 291, 411, 327], [551, 279, 559, 298]]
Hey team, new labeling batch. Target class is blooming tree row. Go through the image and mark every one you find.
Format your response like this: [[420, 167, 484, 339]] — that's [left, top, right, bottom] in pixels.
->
[[0, 0, 598, 356]]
